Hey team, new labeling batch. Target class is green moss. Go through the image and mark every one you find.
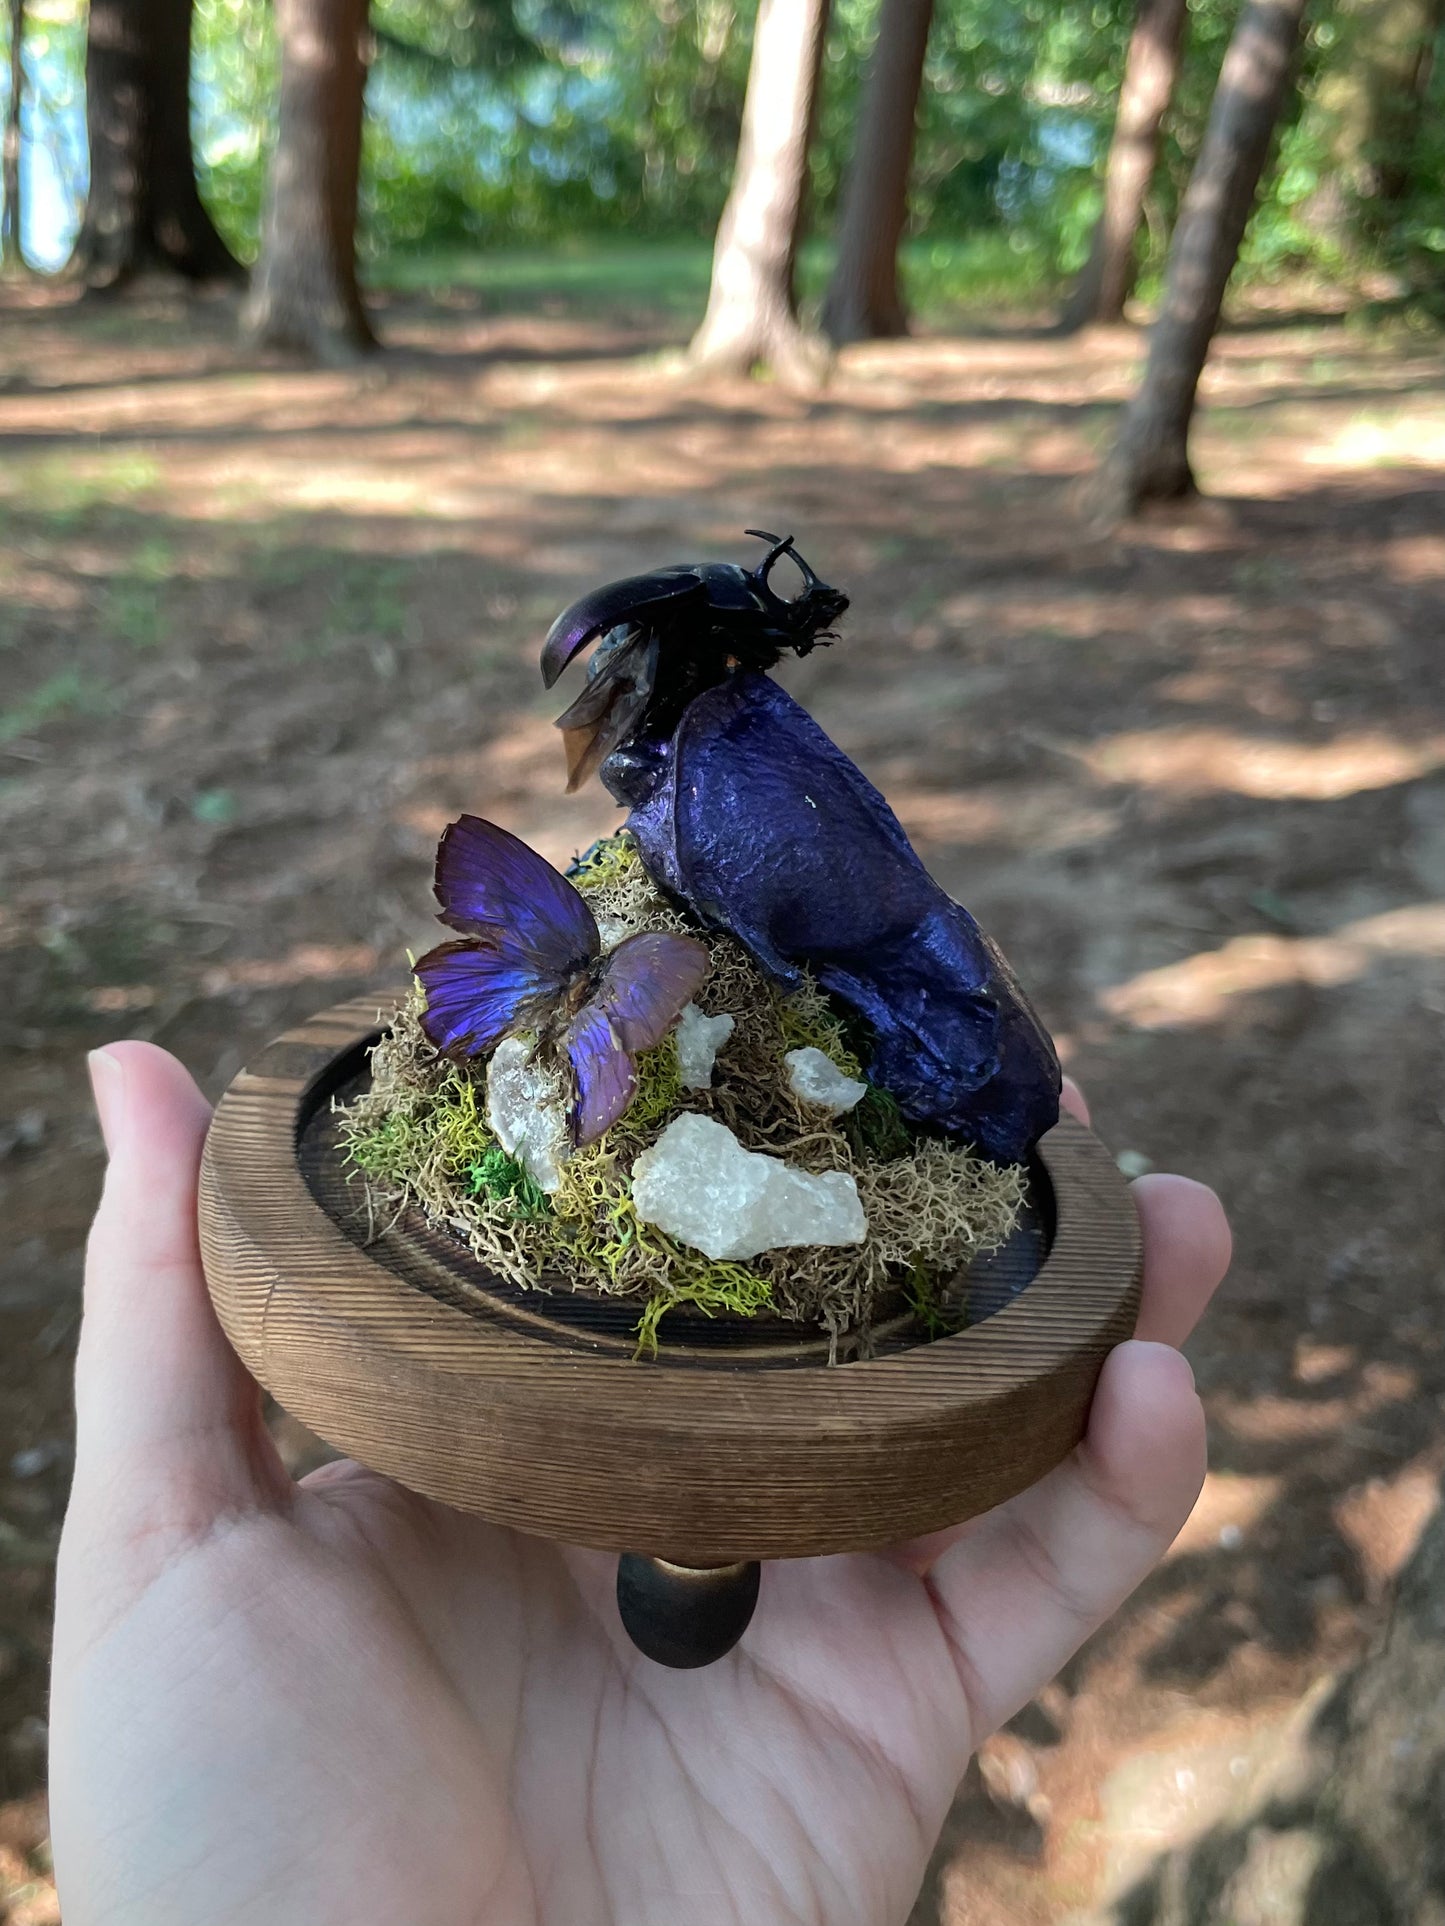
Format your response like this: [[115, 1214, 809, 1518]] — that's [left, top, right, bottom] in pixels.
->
[[779, 984, 914, 1160], [902, 1258, 965, 1339], [468, 1146, 552, 1218], [339, 917, 1022, 1357], [635, 1257, 775, 1357], [626, 1036, 683, 1133], [342, 1055, 500, 1189], [847, 1084, 914, 1162], [568, 832, 642, 891], [426, 1067, 498, 1177], [547, 1133, 775, 1354], [344, 1108, 426, 1184]]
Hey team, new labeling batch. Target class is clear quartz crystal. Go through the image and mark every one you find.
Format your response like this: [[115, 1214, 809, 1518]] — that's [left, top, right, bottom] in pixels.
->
[[784, 1046, 867, 1116], [674, 1002, 736, 1089], [485, 1036, 569, 1194], [630, 1112, 866, 1261]]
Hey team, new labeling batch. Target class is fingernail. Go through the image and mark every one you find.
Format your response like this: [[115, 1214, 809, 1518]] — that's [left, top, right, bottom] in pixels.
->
[[87, 1048, 126, 1155]]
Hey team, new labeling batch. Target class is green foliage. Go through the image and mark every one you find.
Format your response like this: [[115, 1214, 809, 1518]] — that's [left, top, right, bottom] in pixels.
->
[[344, 1054, 497, 1189], [0, 669, 110, 744], [193, 0, 278, 260], [14, 0, 1445, 303]]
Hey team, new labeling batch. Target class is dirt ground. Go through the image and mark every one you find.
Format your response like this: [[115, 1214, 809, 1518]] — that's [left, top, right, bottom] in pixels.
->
[[2, 274, 1443, 1924]]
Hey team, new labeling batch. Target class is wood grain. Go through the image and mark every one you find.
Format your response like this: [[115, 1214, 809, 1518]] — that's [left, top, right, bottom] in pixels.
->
[[199, 996, 1143, 1563]]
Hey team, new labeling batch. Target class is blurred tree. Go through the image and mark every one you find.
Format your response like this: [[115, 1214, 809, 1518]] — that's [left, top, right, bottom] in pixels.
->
[[2, 0, 21, 268], [821, 0, 934, 343], [1096, 0, 1309, 517], [244, 0, 375, 359], [178, 0, 1403, 310], [1057, 0, 1188, 330], [1307, 0, 1444, 239], [70, 0, 243, 288], [688, 0, 832, 381]]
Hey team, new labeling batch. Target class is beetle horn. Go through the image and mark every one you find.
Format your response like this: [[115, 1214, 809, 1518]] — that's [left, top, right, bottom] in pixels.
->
[[541, 569, 708, 689], [789, 547, 823, 591], [541, 610, 607, 690], [744, 528, 797, 579]]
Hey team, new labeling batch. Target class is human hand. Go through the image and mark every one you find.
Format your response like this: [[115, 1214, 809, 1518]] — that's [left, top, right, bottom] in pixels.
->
[[50, 1044, 1229, 1926]]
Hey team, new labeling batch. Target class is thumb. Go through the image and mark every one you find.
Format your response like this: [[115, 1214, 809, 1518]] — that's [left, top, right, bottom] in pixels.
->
[[72, 1042, 287, 1530]]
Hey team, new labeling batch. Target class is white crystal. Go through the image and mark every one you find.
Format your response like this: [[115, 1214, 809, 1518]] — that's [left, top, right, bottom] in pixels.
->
[[630, 1113, 866, 1261], [594, 915, 631, 952], [674, 1002, 736, 1089], [784, 1046, 867, 1116], [485, 1037, 569, 1194]]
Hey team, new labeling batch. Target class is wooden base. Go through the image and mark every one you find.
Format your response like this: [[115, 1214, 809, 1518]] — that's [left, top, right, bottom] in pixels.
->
[[199, 996, 1142, 1567]]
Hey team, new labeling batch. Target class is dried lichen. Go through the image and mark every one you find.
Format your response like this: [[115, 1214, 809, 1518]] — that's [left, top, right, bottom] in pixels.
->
[[338, 832, 1025, 1355]]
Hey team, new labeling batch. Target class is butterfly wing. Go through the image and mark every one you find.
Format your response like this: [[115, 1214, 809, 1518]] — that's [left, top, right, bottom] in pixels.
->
[[414, 939, 562, 1059], [561, 933, 710, 1143], [434, 814, 598, 972], [563, 1002, 639, 1147], [593, 932, 710, 1052]]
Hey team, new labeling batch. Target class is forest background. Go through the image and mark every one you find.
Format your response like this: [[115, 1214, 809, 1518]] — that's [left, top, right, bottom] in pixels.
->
[[6, 0, 1445, 318]]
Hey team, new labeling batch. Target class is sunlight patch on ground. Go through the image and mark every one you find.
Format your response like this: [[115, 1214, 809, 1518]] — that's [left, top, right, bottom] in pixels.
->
[[1211, 1363, 1420, 1447], [1333, 1450, 1444, 1598], [891, 783, 1119, 853], [1316, 406, 1445, 470], [1102, 904, 1445, 1028], [1077, 726, 1445, 801], [1167, 1472, 1283, 1560], [1092, 1691, 1332, 1918]]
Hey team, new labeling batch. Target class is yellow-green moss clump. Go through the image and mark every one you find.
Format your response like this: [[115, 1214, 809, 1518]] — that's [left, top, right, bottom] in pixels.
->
[[339, 834, 1025, 1356]]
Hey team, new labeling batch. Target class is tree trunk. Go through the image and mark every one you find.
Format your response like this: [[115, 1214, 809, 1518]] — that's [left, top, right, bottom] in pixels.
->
[[1058, 0, 1189, 331], [244, 0, 375, 362], [687, 0, 832, 384], [1095, 0, 1309, 519], [821, 0, 934, 344], [69, 0, 242, 290], [2, 0, 21, 269]]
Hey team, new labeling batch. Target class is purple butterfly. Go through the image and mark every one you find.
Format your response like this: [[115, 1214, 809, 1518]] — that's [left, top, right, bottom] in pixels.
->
[[414, 815, 708, 1145]]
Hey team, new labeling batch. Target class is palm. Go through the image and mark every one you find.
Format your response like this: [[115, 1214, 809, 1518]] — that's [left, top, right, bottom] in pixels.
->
[[51, 1045, 1229, 1926], [62, 1461, 968, 1925]]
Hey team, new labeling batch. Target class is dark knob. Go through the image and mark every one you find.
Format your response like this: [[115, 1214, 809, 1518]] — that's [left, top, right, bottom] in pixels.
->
[[616, 1555, 762, 1668]]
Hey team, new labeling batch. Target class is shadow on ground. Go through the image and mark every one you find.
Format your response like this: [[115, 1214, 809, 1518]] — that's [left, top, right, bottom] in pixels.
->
[[2, 283, 1444, 1924]]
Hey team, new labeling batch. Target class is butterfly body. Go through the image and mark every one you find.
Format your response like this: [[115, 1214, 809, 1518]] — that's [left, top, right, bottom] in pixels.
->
[[414, 816, 708, 1146]]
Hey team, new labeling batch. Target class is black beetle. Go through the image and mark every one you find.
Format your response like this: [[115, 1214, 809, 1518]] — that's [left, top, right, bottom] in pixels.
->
[[541, 530, 849, 791]]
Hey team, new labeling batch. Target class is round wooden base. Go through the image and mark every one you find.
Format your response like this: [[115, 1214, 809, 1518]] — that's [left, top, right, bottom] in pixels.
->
[[199, 997, 1141, 1649]]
